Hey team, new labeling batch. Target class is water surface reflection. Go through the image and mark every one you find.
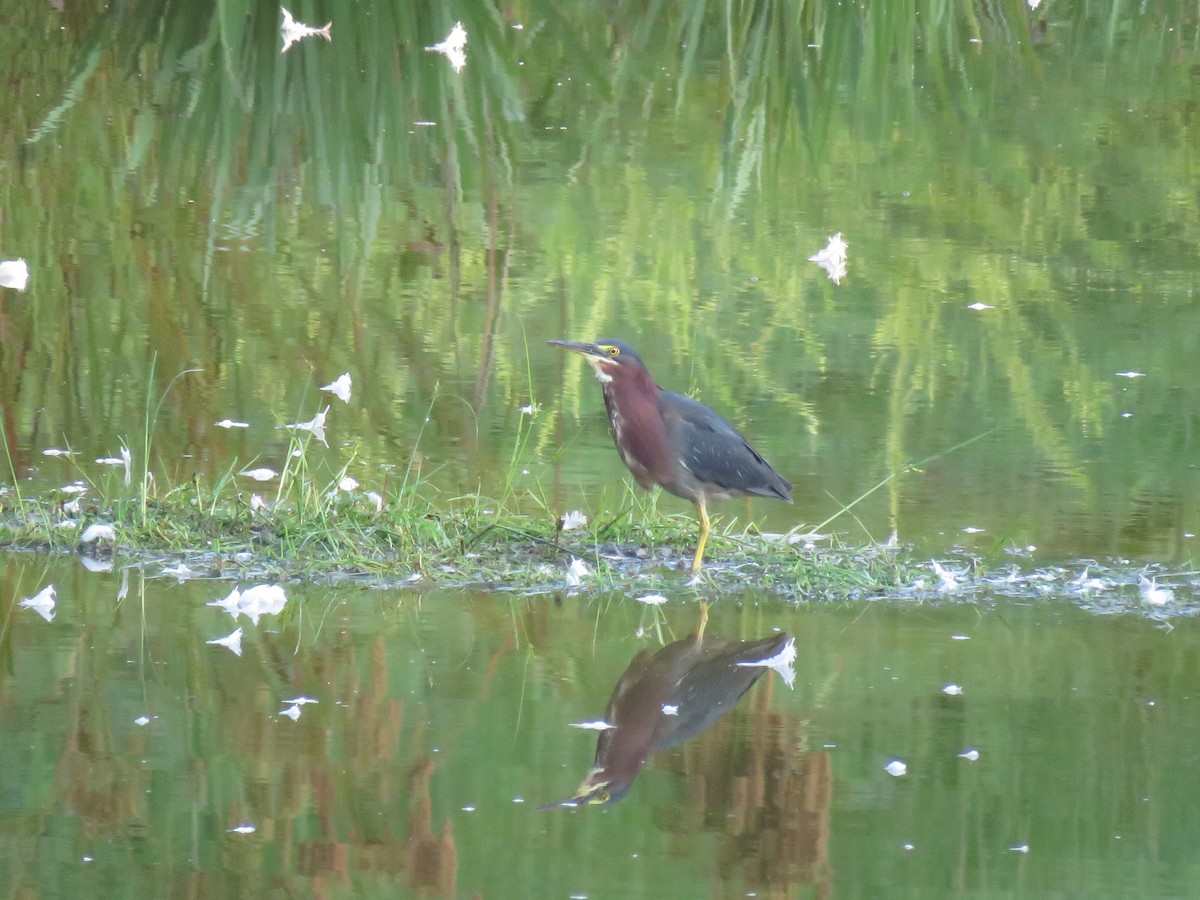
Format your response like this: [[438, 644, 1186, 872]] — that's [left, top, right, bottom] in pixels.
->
[[541, 603, 795, 808], [2, 558, 1199, 897]]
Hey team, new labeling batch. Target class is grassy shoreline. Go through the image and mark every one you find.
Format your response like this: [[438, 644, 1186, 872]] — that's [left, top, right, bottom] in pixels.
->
[[0, 487, 923, 599], [5, 484, 1197, 620], [0, 388, 925, 597]]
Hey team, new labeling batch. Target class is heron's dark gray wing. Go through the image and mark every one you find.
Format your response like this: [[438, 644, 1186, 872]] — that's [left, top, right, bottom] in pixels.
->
[[662, 391, 792, 501], [653, 632, 795, 751]]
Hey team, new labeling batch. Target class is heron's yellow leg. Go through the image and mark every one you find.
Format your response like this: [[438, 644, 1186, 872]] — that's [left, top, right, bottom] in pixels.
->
[[691, 497, 711, 574]]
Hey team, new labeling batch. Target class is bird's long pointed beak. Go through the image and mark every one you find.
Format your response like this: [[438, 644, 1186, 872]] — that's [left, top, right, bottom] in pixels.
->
[[546, 339, 603, 358], [548, 340, 617, 382]]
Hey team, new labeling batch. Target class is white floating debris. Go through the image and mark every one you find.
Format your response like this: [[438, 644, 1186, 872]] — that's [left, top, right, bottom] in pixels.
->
[[282, 696, 318, 706], [808, 232, 848, 285], [426, 21, 467, 72], [134, 715, 152, 726], [635, 593, 667, 606], [280, 704, 302, 721], [206, 627, 243, 657], [950, 634, 970, 641], [967, 302, 995, 311], [241, 467, 278, 482], [885, 759, 907, 777], [19, 584, 56, 622], [338, 475, 359, 492], [237, 584, 288, 625], [285, 406, 329, 447], [280, 6, 331, 53], [1071, 568, 1108, 592], [932, 561, 959, 593], [97, 447, 132, 486], [560, 510, 587, 531], [60, 482, 87, 494], [80, 523, 115, 544], [942, 684, 964, 696], [0, 258, 29, 291], [250, 494, 269, 512], [227, 823, 256, 834], [661, 704, 679, 716], [366, 491, 384, 514], [565, 557, 590, 587], [958, 748, 980, 761], [1138, 576, 1174, 607], [569, 720, 615, 731], [1010, 843, 1029, 854], [42, 448, 73, 457], [961, 526, 985, 534], [737, 636, 797, 689], [321, 373, 352, 403], [80, 556, 112, 573], [1115, 371, 1145, 379], [207, 587, 243, 616], [520, 402, 541, 416], [215, 419, 250, 429], [161, 563, 196, 580]]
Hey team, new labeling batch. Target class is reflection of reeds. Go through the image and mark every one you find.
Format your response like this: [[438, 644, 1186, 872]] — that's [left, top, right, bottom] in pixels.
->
[[405, 758, 458, 896], [664, 684, 831, 895], [55, 632, 147, 839]]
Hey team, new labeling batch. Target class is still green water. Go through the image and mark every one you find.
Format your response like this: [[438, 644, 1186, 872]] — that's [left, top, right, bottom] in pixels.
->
[[4, 1, 1200, 896], [2, 557, 1198, 898], [3, 2, 1199, 562]]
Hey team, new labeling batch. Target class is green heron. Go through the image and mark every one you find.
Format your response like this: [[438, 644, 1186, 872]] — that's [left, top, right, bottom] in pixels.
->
[[541, 604, 796, 808], [547, 338, 792, 573]]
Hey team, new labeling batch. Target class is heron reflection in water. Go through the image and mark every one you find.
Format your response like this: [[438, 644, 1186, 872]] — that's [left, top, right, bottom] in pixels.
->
[[542, 604, 795, 808]]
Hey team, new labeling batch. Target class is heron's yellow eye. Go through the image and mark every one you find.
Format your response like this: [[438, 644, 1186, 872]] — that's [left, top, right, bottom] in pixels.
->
[[606, 346, 620, 357]]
